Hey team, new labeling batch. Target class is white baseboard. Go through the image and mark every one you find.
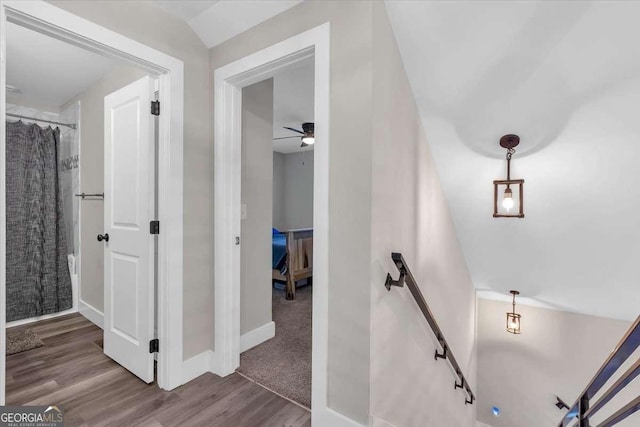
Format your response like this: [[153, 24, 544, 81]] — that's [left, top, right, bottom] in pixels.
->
[[182, 322, 275, 385], [78, 299, 104, 329], [370, 414, 396, 427], [314, 408, 366, 427], [6, 306, 78, 328], [181, 350, 215, 384], [240, 321, 275, 353], [207, 322, 276, 377]]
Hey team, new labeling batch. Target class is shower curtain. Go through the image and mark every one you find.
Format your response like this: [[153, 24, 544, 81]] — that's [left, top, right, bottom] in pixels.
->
[[6, 121, 73, 322]]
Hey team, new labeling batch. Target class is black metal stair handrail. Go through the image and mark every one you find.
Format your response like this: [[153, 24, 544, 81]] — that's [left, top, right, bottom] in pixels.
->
[[385, 252, 475, 405], [558, 315, 640, 427]]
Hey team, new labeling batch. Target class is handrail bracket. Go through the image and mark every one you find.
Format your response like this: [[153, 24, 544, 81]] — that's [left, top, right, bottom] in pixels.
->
[[434, 345, 447, 361], [385, 271, 405, 291]]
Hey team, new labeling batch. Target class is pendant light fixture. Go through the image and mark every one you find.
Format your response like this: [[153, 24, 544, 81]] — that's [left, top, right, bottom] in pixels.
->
[[493, 134, 524, 218], [506, 290, 522, 334]]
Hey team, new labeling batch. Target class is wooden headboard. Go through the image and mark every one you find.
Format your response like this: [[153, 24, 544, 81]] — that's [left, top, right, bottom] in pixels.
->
[[273, 228, 313, 300]]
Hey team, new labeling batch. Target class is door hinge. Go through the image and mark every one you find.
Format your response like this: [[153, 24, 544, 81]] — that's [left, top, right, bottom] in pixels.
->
[[151, 100, 160, 116], [150, 220, 160, 235], [149, 338, 159, 353]]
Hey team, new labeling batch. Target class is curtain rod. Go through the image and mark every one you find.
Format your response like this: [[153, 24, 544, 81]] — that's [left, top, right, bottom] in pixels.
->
[[6, 113, 77, 130]]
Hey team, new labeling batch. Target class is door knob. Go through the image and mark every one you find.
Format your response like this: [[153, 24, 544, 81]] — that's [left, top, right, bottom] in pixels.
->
[[97, 233, 109, 242]]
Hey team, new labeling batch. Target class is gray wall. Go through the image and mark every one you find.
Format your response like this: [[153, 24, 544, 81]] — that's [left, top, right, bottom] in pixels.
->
[[62, 65, 147, 312], [47, 2, 481, 423], [272, 152, 286, 230], [272, 150, 314, 231], [210, 1, 374, 422], [477, 299, 636, 427], [241, 80, 274, 335], [284, 151, 314, 230], [50, 0, 213, 360], [369, 3, 477, 426]]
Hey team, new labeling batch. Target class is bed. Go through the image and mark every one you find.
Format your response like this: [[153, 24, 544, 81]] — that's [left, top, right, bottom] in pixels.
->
[[272, 228, 313, 300]]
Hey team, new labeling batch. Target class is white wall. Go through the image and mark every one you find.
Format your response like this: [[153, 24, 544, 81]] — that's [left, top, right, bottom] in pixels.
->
[[476, 298, 637, 427], [369, 3, 477, 426], [283, 151, 314, 230], [272, 152, 286, 230], [241, 79, 274, 336], [49, 0, 213, 360], [272, 150, 314, 231]]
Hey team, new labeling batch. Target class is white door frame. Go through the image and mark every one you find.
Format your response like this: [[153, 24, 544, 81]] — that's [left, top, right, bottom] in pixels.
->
[[214, 23, 349, 425], [0, 0, 185, 404]]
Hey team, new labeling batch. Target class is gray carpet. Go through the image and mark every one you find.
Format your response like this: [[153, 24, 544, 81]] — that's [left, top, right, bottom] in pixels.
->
[[238, 285, 312, 408], [7, 329, 44, 355]]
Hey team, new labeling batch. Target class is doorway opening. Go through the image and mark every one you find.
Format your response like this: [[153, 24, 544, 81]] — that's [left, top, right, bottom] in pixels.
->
[[212, 23, 331, 424], [236, 58, 315, 409], [0, 0, 185, 405], [3, 17, 159, 402]]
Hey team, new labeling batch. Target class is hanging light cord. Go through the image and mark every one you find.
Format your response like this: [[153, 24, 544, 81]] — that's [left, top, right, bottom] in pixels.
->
[[512, 292, 517, 315], [506, 148, 515, 181]]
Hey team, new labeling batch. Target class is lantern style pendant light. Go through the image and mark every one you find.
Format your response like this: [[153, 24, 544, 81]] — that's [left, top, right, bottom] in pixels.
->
[[493, 135, 524, 218], [506, 290, 522, 334]]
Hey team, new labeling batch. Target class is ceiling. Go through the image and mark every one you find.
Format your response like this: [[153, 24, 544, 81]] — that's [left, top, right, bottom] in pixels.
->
[[153, 0, 219, 22], [153, 0, 302, 48], [6, 22, 119, 108], [385, 0, 640, 321], [153, 0, 313, 154], [272, 59, 314, 154]]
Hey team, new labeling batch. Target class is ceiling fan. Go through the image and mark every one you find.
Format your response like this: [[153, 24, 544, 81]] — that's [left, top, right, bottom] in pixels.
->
[[273, 122, 315, 147]]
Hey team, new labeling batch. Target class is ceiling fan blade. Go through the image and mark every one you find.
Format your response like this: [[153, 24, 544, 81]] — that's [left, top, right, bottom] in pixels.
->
[[283, 126, 304, 135], [273, 136, 301, 140]]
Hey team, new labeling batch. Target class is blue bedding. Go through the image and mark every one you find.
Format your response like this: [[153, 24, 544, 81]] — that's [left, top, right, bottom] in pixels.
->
[[272, 233, 287, 270]]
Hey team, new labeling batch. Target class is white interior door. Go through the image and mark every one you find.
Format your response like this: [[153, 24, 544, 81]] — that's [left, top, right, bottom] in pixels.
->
[[103, 76, 155, 383]]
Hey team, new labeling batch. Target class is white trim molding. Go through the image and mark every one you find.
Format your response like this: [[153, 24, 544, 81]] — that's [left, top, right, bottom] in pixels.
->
[[0, 2, 7, 406], [181, 350, 215, 384], [213, 22, 333, 424], [0, 0, 185, 403], [240, 321, 275, 353], [78, 299, 104, 329]]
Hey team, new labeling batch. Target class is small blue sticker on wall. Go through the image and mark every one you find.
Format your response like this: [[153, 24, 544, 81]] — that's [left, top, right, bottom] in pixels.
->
[[492, 406, 500, 416]]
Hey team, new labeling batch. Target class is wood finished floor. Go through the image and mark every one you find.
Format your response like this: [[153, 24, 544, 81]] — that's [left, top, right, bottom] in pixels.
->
[[6, 313, 311, 427]]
